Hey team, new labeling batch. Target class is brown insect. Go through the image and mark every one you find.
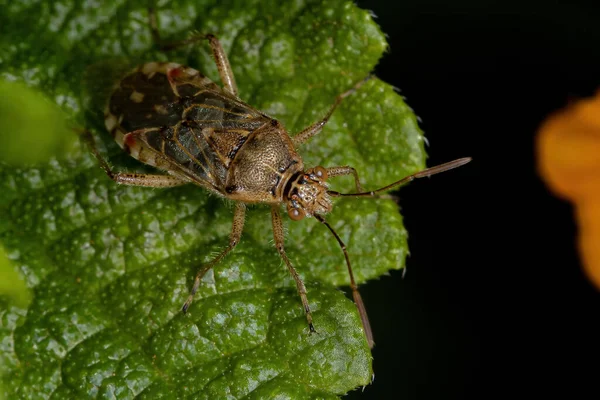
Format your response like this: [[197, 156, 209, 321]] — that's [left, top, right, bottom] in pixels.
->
[[82, 14, 470, 348]]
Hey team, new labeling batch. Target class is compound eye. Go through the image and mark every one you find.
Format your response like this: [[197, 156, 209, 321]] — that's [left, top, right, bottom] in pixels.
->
[[287, 205, 306, 221], [313, 166, 328, 180]]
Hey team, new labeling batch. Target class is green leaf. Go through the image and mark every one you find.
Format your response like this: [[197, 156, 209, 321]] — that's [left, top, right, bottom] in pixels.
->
[[0, 81, 76, 165], [0, 244, 31, 308], [0, 0, 426, 398]]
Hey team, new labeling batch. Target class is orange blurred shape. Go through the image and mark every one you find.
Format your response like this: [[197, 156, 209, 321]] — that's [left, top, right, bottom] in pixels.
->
[[537, 90, 600, 290]]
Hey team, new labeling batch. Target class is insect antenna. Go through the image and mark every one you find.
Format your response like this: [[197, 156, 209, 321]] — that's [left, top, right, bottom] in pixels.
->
[[328, 157, 471, 198], [314, 214, 375, 349]]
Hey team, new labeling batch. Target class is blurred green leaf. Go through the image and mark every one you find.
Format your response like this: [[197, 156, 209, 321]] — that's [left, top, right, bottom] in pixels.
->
[[0, 0, 426, 398], [0, 244, 31, 308], [0, 81, 75, 165]]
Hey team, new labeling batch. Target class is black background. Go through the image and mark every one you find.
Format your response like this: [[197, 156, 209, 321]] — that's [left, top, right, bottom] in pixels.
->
[[349, 1, 600, 399]]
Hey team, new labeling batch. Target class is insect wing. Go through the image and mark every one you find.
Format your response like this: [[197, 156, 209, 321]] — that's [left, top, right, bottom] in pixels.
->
[[107, 62, 269, 193], [144, 90, 268, 191]]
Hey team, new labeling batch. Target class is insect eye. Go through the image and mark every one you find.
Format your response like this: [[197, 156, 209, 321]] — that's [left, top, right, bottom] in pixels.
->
[[313, 166, 328, 180], [287, 205, 305, 221]]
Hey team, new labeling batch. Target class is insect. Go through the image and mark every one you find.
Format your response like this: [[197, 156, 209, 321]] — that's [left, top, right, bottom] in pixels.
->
[[82, 14, 471, 349]]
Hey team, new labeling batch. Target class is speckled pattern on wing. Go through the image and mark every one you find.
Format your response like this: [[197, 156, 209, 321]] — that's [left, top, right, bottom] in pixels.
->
[[105, 62, 268, 192]]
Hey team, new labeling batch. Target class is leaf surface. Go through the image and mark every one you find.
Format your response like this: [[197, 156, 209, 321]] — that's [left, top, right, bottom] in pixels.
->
[[0, 0, 426, 398]]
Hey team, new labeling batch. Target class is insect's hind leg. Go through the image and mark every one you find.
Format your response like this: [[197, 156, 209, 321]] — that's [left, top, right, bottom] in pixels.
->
[[271, 206, 316, 333], [78, 128, 187, 187], [182, 202, 246, 313], [148, 8, 238, 97]]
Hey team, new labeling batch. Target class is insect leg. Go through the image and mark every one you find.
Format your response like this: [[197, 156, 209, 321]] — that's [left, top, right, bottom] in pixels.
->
[[326, 165, 398, 200], [203, 34, 238, 97], [271, 205, 316, 334], [182, 202, 246, 313], [292, 75, 374, 147], [148, 8, 238, 97], [326, 166, 364, 193], [79, 129, 187, 187]]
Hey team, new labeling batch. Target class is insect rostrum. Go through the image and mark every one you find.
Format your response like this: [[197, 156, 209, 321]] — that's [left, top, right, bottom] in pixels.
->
[[83, 30, 470, 350]]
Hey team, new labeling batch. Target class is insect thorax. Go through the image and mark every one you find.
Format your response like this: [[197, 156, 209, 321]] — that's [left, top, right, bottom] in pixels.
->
[[225, 126, 305, 204]]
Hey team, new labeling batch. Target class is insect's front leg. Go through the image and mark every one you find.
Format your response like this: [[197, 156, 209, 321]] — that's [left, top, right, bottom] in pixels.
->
[[79, 129, 188, 187], [292, 75, 374, 147], [326, 166, 364, 193], [326, 165, 398, 200], [182, 202, 246, 313], [148, 8, 238, 97], [271, 206, 316, 333]]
